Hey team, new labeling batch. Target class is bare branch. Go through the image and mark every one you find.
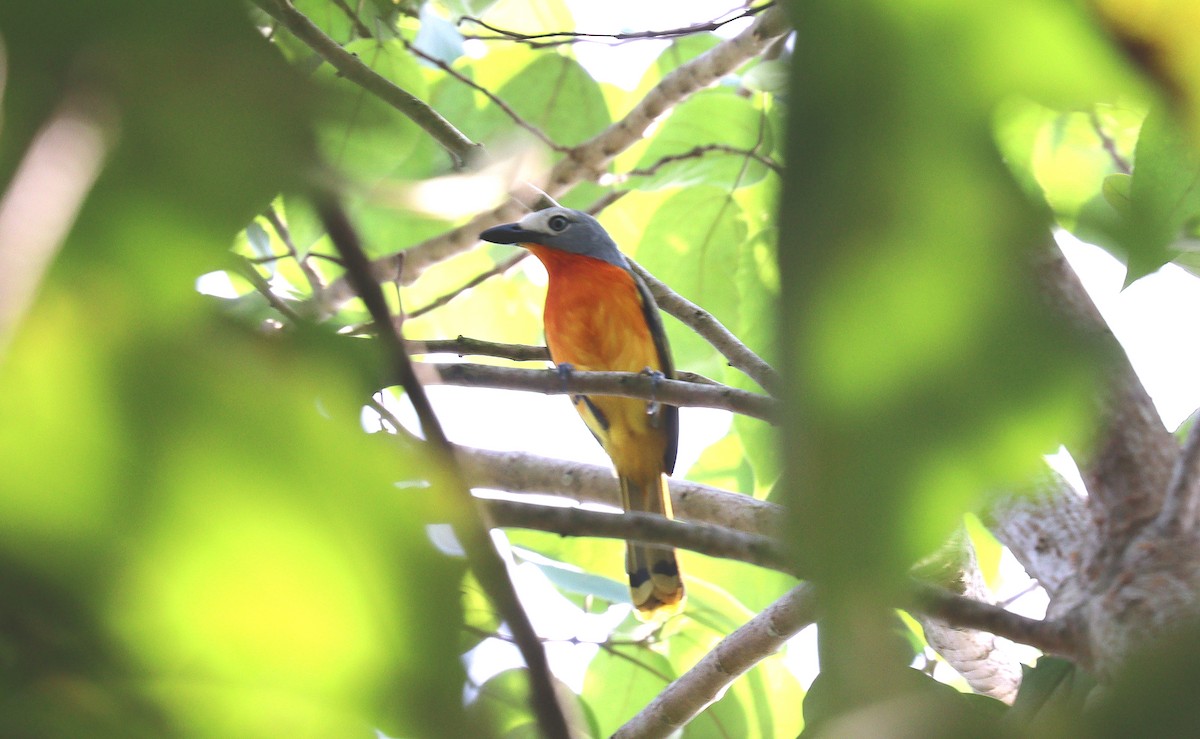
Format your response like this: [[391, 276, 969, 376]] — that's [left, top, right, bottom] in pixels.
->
[[629, 260, 781, 394], [1089, 110, 1132, 175], [616, 584, 817, 739], [912, 532, 1022, 704], [460, 3, 777, 49], [612, 144, 783, 184], [407, 252, 529, 319], [254, 0, 479, 167], [314, 195, 571, 739], [421, 362, 780, 422], [398, 38, 566, 152], [909, 584, 1083, 662], [411, 337, 549, 362], [263, 205, 325, 296], [455, 445, 784, 536], [484, 499, 795, 575], [230, 256, 303, 323]]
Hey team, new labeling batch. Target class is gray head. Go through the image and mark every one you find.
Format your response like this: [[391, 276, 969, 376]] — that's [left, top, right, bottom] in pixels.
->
[[479, 207, 628, 269]]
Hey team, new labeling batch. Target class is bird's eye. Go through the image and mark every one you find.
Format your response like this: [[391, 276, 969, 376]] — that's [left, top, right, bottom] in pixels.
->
[[547, 214, 569, 232]]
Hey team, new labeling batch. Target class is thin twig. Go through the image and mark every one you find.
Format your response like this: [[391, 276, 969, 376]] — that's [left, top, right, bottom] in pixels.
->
[[423, 362, 780, 422], [264, 205, 325, 296], [628, 260, 781, 394], [317, 6, 791, 306], [399, 37, 566, 152], [410, 337, 549, 362], [230, 256, 303, 322], [616, 583, 817, 739], [1089, 110, 1132, 175], [459, 2, 775, 49], [612, 144, 783, 184], [408, 252, 528, 319], [330, 0, 372, 39], [314, 194, 571, 739], [254, 0, 479, 167]]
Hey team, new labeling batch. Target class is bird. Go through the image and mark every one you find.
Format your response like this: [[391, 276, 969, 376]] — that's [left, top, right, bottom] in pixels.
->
[[480, 206, 685, 618]]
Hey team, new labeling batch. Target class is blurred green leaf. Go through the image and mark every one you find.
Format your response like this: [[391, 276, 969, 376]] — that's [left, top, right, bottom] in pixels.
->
[[1112, 108, 1200, 281], [583, 643, 674, 737]]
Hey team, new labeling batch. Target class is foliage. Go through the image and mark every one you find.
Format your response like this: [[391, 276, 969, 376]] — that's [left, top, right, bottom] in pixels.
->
[[2, 0, 1200, 736]]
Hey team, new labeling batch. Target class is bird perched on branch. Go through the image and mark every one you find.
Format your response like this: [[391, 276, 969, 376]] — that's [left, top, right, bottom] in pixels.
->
[[480, 207, 685, 619]]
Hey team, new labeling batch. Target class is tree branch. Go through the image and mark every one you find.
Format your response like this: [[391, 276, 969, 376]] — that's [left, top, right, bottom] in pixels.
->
[[410, 337, 549, 362], [455, 445, 784, 537], [909, 583, 1083, 662], [628, 259, 780, 394], [484, 499, 795, 575], [314, 195, 571, 739], [459, 2, 777, 49], [317, 5, 791, 307], [983, 470, 1093, 611], [420, 362, 780, 422], [611, 144, 783, 183], [911, 531, 1021, 704], [254, 0, 479, 167], [615, 584, 817, 739]]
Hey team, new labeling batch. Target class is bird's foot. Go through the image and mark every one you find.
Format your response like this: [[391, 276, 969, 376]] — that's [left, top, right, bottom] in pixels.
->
[[641, 368, 665, 416], [555, 362, 575, 392]]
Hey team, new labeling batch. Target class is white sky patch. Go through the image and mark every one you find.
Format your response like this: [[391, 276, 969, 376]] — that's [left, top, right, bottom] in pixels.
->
[[1058, 232, 1200, 430]]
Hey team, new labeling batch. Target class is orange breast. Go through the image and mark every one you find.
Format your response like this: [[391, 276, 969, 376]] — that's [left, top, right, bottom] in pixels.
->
[[528, 246, 662, 375], [528, 245, 667, 479]]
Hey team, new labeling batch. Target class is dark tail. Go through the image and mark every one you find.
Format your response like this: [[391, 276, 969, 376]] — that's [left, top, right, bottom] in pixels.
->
[[620, 472, 685, 617]]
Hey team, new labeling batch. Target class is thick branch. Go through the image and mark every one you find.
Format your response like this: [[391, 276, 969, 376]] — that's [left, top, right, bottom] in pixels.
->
[[629, 259, 780, 394], [984, 471, 1092, 611], [255, 0, 478, 166], [318, 5, 791, 306], [484, 499, 795, 575], [421, 362, 780, 422], [616, 584, 818, 739], [315, 196, 570, 739], [456, 445, 783, 536]]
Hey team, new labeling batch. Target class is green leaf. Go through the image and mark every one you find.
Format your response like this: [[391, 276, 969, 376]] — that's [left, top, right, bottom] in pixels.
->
[[633, 88, 770, 191], [1115, 107, 1200, 282], [583, 644, 675, 737], [632, 187, 746, 378], [487, 54, 611, 147], [312, 39, 428, 182]]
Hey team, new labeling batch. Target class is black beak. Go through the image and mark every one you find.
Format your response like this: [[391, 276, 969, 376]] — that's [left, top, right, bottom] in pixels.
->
[[479, 223, 536, 245]]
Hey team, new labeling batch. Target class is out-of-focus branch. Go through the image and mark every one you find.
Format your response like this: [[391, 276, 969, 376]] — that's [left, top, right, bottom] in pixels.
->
[[315, 195, 571, 739], [460, 2, 777, 49]]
